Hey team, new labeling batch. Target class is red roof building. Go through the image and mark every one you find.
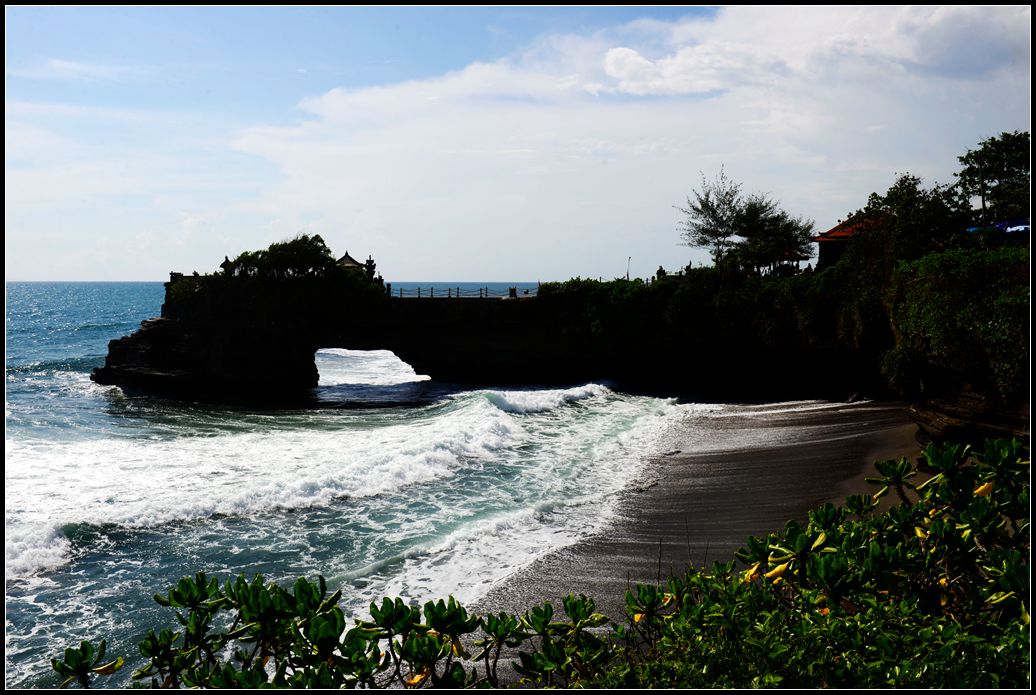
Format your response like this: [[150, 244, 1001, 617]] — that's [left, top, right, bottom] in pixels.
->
[[814, 217, 879, 268]]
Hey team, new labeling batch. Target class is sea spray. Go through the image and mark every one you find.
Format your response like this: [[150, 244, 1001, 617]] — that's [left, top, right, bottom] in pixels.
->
[[5, 293, 684, 688]]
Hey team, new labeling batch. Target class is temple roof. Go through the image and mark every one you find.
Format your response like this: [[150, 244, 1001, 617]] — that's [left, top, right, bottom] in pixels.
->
[[815, 216, 880, 242], [337, 252, 363, 268]]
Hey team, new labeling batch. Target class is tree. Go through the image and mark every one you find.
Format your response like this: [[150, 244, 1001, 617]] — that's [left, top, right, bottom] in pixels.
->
[[955, 130, 1030, 224], [858, 174, 965, 263], [730, 193, 814, 275], [225, 234, 339, 279], [677, 171, 813, 275], [676, 168, 743, 264]]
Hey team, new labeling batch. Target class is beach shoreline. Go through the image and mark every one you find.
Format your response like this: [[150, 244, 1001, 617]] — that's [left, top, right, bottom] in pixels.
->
[[473, 400, 921, 621]]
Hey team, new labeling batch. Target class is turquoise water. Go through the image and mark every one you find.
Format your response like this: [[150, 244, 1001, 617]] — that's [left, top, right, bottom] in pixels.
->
[[4, 282, 683, 688]]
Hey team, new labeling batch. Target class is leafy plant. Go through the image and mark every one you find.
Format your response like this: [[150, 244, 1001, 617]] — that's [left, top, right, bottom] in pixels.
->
[[51, 640, 124, 689], [54, 439, 1029, 689]]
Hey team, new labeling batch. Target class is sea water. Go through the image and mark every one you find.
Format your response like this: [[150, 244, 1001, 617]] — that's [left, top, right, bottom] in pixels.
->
[[4, 281, 685, 688]]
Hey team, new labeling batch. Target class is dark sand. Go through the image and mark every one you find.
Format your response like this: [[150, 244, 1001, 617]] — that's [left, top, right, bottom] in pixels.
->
[[474, 400, 920, 621]]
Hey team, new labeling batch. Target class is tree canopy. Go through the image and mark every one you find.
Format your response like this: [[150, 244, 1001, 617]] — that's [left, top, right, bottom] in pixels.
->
[[677, 170, 813, 274], [857, 174, 966, 262], [222, 234, 340, 279], [955, 130, 1030, 224], [728, 193, 814, 275], [676, 168, 743, 265]]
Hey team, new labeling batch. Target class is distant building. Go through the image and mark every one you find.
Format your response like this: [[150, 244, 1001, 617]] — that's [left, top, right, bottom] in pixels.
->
[[814, 217, 879, 269], [337, 252, 363, 269]]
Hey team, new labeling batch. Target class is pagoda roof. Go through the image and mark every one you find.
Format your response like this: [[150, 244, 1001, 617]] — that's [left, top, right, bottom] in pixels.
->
[[337, 252, 363, 268]]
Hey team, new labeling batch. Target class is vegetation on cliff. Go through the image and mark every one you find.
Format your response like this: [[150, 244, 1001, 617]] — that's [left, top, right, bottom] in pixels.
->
[[539, 132, 1029, 418], [885, 246, 1029, 403], [94, 133, 1027, 413], [54, 439, 1030, 688], [166, 233, 385, 317], [675, 167, 814, 274], [955, 130, 1031, 224]]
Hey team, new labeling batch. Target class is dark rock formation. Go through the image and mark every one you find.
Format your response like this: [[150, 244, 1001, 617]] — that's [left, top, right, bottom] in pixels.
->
[[909, 390, 1030, 446], [91, 274, 861, 402], [92, 270, 1029, 448], [92, 274, 609, 400], [92, 316, 320, 398]]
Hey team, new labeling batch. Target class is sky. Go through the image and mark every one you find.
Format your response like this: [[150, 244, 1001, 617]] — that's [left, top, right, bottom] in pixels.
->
[[5, 6, 1031, 281]]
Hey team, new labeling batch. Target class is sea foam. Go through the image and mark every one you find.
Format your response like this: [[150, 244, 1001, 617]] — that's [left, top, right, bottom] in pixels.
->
[[6, 292, 695, 688], [482, 383, 611, 414], [316, 348, 430, 386], [4, 394, 524, 578]]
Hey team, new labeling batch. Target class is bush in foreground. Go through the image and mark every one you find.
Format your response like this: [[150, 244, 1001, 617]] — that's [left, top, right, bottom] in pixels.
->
[[54, 439, 1029, 688]]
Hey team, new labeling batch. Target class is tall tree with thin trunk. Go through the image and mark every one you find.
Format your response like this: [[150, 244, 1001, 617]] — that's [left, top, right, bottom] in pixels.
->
[[676, 168, 743, 265]]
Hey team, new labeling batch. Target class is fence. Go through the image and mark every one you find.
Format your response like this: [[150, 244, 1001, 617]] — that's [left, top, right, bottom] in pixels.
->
[[387, 285, 539, 299]]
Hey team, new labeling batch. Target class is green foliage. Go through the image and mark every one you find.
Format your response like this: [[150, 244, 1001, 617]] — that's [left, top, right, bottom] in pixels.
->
[[956, 130, 1031, 223], [224, 234, 339, 279], [849, 173, 968, 269], [616, 438, 1030, 688], [885, 247, 1029, 401], [676, 167, 744, 264], [676, 170, 814, 275], [726, 192, 815, 276], [867, 457, 918, 505], [56, 439, 1029, 689], [51, 640, 125, 689]]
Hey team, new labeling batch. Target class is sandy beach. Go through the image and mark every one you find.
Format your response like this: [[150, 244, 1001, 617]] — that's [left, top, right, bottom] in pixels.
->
[[474, 400, 921, 621]]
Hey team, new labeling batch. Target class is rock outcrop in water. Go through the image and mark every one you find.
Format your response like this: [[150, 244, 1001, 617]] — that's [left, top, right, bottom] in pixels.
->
[[91, 270, 878, 403], [93, 232, 1028, 446], [91, 271, 611, 400]]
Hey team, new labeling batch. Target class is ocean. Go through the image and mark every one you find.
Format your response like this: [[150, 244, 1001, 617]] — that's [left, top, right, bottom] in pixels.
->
[[4, 281, 685, 688]]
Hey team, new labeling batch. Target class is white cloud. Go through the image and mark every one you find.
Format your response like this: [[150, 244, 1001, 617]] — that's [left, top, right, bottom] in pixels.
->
[[5, 122, 73, 161], [8, 58, 148, 82], [220, 7, 1027, 282], [592, 6, 1031, 97], [4, 7, 1030, 281]]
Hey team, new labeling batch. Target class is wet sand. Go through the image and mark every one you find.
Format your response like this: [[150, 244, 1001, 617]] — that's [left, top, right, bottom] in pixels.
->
[[474, 401, 920, 620]]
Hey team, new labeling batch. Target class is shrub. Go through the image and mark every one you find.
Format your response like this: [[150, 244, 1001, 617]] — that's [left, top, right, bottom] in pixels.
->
[[885, 247, 1029, 401], [55, 439, 1029, 688]]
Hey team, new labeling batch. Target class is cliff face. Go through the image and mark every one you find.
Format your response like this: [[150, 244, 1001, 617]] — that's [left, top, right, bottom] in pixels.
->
[[92, 272, 1029, 446], [89, 272, 900, 402], [91, 274, 864, 402], [91, 316, 321, 398], [91, 275, 609, 399]]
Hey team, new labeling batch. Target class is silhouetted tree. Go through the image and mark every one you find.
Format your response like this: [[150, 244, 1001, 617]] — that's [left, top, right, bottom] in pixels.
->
[[730, 193, 814, 276], [956, 130, 1030, 224], [676, 168, 743, 264], [677, 171, 812, 275], [226, 234, 338, 278], [857, 174, 965, 264]]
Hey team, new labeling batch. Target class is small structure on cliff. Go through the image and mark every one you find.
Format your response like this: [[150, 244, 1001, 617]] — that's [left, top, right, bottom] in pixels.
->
[[339, 251, 382, 285], [337, 252, 363, 269], [814, 216, 879, 269]]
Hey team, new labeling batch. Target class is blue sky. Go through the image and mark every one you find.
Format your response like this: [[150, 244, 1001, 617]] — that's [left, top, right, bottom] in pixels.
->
[[5, 6, 1030, 280], [7, 7, 712, 113]]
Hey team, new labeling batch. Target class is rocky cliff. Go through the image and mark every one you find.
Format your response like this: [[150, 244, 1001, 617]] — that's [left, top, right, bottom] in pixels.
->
[[91, 273, 610, 400]]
